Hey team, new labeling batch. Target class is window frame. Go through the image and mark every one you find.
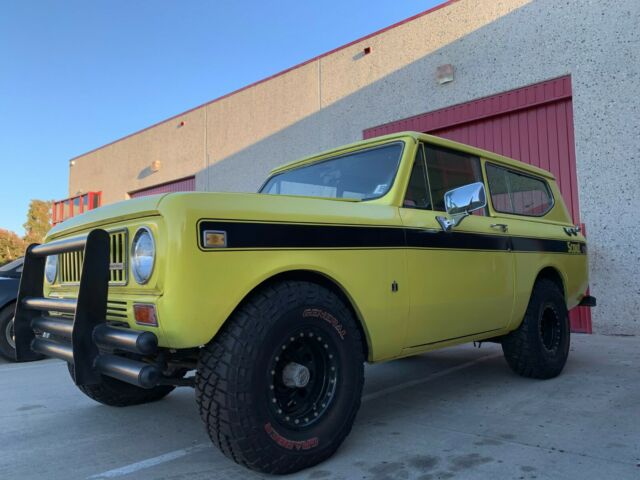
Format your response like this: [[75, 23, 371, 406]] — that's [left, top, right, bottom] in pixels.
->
[[258, 141, 405, 202], [402, 143, 434, 210], [484, 162, 555, 218], [421, 143, 486, 215]]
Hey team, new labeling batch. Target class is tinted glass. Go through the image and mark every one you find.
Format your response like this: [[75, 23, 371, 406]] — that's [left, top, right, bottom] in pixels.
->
[[0, 257, 23, 273], [486, 164, 553, 216], [486, 165, 513, 213], [425, 145, 484, 213], [403, 145, 432, 209], [261, 143, 403, 200]]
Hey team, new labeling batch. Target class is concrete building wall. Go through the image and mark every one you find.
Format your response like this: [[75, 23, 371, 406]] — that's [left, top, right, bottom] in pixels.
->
[[69, 107, 206, 205], [68, 0, 640, 334]]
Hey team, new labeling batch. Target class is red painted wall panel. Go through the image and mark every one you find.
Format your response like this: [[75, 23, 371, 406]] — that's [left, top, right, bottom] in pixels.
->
[[364, 76, 592, 333], [129, 176, 196, 198]]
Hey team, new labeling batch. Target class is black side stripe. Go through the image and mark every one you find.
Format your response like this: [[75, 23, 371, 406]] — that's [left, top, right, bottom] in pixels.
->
[[403, 229, 511, 251], [200, 221, 404, 249], [198, 220, 586, 254]]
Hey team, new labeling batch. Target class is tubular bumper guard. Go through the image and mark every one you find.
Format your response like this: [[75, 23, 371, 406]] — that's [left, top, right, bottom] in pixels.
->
[[14, 229, 161, 388]]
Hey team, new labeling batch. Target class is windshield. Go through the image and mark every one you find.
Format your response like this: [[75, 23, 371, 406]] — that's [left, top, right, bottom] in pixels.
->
[[0, 257, 23, 274], [260, 142, 404, 201]]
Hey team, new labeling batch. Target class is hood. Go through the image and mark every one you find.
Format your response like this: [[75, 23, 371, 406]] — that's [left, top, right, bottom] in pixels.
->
[[47, 194, 168, 240], [157, 191, 401, 228]]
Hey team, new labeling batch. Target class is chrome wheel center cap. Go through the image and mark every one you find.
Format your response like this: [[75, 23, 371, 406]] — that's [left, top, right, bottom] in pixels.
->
[[282, 362, 310, 388]]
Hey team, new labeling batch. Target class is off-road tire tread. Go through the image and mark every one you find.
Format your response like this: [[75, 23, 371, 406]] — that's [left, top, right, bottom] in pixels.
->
[[196, 281, 364, 474], [501, 278, 569, 379]]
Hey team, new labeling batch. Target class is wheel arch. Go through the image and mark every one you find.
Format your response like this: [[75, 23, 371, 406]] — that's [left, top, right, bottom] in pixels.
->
[[229, 269, 372, 361], [534, 265, 567, 301], [0, 298, 16, 314]]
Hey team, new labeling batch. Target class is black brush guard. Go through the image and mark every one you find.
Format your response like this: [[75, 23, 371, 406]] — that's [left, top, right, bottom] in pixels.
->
[[14, 229, 161, 388]]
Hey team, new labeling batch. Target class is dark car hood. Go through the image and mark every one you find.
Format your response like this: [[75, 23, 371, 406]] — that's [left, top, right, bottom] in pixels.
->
[[0, 276, 19, 309]]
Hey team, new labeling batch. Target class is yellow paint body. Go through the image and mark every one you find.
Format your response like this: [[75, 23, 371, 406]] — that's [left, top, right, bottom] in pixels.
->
[[45, 133, 589, 362]]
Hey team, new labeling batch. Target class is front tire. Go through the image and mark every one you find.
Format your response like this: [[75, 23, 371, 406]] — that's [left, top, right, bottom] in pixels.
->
[[196, 281, 365, 474], [502, 278, 570, 379]]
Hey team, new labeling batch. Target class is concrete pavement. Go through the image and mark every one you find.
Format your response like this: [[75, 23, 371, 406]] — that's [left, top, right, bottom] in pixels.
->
[[1, 334, 639, 480]]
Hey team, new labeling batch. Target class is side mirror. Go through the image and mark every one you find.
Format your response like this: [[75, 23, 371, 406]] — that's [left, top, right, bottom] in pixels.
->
[[436, 182, 487, 232]]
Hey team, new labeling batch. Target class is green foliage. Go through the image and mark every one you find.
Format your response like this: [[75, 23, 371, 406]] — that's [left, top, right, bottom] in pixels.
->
[[0, 229, 26, 264], [0, 199, 53, 264], [23, 199, 52, 245]]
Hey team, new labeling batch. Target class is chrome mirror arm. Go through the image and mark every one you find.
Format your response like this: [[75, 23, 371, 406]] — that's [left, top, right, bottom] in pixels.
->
[[436, 215, 454, 232], [436, 212, 469, 232]]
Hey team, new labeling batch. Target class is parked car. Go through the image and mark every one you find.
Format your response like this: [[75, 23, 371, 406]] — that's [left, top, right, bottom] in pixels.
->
[[0, 258, 22, 360], [14, 132, 594, 474]]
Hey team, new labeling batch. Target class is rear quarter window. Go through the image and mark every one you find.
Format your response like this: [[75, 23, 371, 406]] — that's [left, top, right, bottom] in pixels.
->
[[486, 163, 554, 217]]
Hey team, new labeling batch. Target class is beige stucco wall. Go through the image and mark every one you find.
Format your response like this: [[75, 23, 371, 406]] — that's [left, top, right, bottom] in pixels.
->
[[68, 107, 206, 204], [69, 0, 530, 201]]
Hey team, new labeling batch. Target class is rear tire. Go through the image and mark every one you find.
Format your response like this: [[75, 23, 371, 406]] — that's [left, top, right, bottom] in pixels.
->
[[502, 278, 570, 379], [67, 363, 175, 407], [196, 281, 365, 474]]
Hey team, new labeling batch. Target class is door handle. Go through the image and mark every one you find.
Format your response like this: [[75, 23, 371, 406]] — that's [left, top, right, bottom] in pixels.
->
[[490, 223, 509, 232]]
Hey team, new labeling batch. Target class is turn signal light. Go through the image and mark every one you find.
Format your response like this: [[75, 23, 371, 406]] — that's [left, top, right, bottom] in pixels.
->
[[133, 304, 158, 327], [203, 230, 227, 248]]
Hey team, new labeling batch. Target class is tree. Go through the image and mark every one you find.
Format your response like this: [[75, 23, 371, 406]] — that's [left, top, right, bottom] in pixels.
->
[[23, 199, 52, 245], [0, 229, 26, 264]]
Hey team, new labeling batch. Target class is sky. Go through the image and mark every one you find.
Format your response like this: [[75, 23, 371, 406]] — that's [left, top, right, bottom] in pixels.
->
[[0, 0, 443, 235]]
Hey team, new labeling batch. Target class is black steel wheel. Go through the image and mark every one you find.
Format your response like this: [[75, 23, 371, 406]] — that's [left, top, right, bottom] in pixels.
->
[[540, 306, 562, 352], [196, 281, 365, 474], [502, 278, 570, 379], [267, 326, 339, 429]]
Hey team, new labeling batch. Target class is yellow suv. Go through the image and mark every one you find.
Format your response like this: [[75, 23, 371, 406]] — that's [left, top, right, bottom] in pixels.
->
[[14, 132, 595, 474]]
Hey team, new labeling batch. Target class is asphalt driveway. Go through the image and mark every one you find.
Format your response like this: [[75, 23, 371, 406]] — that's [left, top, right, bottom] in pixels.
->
[[1, 334, 638, 480]]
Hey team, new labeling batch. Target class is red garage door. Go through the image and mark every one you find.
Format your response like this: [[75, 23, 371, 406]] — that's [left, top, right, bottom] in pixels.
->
[[129, 176, 196, 198], [364, 75, 591, 332]]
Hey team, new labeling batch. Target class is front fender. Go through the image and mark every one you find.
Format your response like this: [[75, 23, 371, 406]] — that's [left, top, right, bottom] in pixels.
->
[[159, 248, 408, 362]]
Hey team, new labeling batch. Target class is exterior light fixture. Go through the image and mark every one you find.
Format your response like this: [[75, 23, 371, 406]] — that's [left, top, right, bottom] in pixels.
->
[[69, 160, 76, 167], [363, 47, 371, 55], [436, 64, 454, 85], [150, 160, 162, 172], [203, 230, 227, 248]]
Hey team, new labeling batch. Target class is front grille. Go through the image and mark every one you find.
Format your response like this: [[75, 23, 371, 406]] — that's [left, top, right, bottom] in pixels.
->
[[53, 300, 130, 321], [58, 230, 128, 285], [106, 300, 129, 322]]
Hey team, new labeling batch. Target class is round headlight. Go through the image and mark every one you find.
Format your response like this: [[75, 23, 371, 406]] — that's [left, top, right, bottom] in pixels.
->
[[45, 255, 57, 284], [131, 227, 155, 284]]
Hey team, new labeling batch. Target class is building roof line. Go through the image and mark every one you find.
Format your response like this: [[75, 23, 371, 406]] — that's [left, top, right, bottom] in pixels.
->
[[70, 0, 457, 161]]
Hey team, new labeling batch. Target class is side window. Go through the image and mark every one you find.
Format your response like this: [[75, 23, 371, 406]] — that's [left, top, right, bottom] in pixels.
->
[[403, 145, 432, 209], [424, 144, 485, 214], [486, 164, 554, 216]]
